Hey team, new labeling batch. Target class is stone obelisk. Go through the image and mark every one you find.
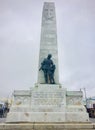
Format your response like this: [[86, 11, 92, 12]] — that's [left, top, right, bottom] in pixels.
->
[[38, 2, 59, 84]]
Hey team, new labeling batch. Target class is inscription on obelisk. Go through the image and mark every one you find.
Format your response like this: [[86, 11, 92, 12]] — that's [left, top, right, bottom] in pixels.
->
[[38, 2, 59, 84]]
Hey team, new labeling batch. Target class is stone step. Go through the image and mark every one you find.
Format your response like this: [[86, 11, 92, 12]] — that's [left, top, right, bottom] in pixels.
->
[[0, 123, 95, 130]]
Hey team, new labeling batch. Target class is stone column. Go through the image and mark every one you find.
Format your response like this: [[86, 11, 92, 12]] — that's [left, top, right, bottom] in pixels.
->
[[38, 2, 59, 84]]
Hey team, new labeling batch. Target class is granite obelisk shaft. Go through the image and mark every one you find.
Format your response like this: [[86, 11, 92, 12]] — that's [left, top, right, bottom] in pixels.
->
[[38, 2, 59, 84]]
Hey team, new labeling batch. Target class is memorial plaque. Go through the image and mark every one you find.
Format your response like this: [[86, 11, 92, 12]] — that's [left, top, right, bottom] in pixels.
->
[[30, 84, 66, 112], [32, 91, 64, 105]]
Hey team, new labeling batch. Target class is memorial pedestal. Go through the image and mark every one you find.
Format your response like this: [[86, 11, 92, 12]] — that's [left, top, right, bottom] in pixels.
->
[[6, 84, 89, 122], [6, 2, 89, 124]]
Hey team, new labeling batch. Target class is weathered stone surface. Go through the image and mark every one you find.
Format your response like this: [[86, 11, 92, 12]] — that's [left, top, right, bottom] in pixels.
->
[[31, 84, 66, 111], [6, 84, 89, 123], [38, 2, 59, 84], [0, 123, 94, 130]]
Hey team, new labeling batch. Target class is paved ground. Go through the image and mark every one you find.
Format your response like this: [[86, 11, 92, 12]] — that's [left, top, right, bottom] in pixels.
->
[[90, 118, 95, 123], [0, 118, 95, 123], [0, 118, 6, 123]]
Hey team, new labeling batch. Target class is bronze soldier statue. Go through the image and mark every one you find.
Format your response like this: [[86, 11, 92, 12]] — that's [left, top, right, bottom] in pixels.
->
[[39, 54, 56, 84]]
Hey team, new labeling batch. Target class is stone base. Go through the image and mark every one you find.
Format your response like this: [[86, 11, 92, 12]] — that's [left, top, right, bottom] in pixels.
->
[[0, 123, 95, 130], [6, 111, 89, 123], [6, 84, 89, 123]]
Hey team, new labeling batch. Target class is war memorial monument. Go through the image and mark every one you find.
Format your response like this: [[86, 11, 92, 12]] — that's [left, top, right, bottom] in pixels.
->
[[2, 2, 95, 130]]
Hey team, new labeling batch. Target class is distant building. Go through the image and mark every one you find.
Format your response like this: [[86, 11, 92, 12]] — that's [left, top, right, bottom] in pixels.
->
[[86, 97, 95, 118], [86, 97, 95, 108]]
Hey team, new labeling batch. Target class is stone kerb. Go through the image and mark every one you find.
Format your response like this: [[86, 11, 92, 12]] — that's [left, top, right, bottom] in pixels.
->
[[0, 123, 95, 130]]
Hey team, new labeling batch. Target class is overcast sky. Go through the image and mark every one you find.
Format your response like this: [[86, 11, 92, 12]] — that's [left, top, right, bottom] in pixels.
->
[[0, 0, 95, 98]]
